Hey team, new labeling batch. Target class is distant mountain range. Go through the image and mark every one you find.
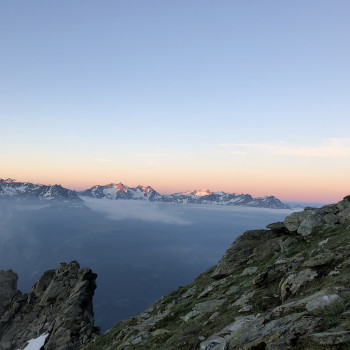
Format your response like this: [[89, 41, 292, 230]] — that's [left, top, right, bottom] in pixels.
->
[[80, 183, 291, 209], [0, 178, 291, 209]]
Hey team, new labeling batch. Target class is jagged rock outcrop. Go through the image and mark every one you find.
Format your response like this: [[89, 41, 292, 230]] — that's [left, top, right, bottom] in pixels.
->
[[85, 196, 350, 350], [0, 261, 99, 350]]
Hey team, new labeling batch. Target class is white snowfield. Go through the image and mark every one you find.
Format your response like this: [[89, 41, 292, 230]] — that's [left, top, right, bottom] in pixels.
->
[[19, 333, 49, 350]]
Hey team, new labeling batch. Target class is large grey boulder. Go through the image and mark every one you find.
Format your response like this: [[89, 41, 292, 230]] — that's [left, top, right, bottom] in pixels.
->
[[284, 208, 317, 232], [279, 268, 318, 301], [0, 261, 99, 350], [297, 212, 323, 236], [201, 313, 320, 350], [309, 331, 350, 345]]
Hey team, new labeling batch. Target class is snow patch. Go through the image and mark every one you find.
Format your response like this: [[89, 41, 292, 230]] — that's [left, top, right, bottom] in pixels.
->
[[22, 333, 49, 350]]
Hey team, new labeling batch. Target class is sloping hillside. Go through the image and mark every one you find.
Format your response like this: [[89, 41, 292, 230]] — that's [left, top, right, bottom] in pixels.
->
[[85, 196, 350, 350]]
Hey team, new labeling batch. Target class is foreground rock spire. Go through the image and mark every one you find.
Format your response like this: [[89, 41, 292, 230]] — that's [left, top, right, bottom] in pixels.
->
[[0, 261, 99, 350]]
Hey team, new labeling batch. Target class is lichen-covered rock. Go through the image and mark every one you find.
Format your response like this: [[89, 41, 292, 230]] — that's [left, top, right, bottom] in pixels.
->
[[309, 331, 350, 345], [303, 252, 336, 267], [284, 208, 317, 232], [0, 261, 99, 350], [297, 212, 323, 235], [279, 268, 318, 301], [305, 293, 342, 312]]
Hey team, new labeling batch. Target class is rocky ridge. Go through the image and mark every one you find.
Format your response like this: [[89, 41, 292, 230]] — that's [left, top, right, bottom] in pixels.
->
[[0, 179, 81, 203], [0, 261, 99, 350], [85, 196, 350, 350]]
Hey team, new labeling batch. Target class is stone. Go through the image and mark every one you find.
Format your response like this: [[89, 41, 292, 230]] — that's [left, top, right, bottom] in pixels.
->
[[182, 310, 200, 322], [194, 300, 225, 313], [221, 313, 319, 350], [309, 331, 350, 345], [225, 285, 239, 295], [198, 285, 215, 298], [279, 237, 297, 250], [297, 212, 323, 236], [284, 208, 317, 232], [151, 329, 171, 337], [266, 221, 286, 232], [129, 330, 150, 345], [232, 291, 255, 307], [200, 336, 225, 350], [318, 238, 329, 246], [181, 286, 197, 299], [222, 314, 258, 333], [238, 305, 252, 313], [338, 208, 350, 223], [241, 267, 258, 276], [306, 293, 342, 312], [279, 268, 318, 301], [254, 257, 305, 287], [303, 252, 335, 267], [323, 213, 338, 225]]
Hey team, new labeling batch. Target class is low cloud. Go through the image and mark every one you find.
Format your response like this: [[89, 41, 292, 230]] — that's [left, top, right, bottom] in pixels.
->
[[82, 197, 191, 225], [221, 138, 350, 158]]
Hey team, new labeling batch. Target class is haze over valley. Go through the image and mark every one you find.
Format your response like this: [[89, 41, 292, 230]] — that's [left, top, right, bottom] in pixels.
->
[[0, 198, 293, 331]]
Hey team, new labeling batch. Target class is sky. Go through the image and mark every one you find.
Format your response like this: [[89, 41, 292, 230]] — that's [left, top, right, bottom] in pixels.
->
[[1, 1, 349, 203]]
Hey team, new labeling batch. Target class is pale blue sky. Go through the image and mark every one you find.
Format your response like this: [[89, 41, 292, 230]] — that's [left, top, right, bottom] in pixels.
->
[[1, 1, 349, 202]]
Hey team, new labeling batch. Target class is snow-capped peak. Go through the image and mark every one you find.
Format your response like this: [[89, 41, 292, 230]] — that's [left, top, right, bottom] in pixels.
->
[[192, 189, 213, 196], [137, 185, 155, 193]]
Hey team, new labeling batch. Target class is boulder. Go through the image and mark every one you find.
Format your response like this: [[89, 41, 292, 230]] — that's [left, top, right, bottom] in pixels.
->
[[279, 268, 318, 301], [309, 331, 350, 345], [338, 208, 350, 223], [284, 208, 317, 232], [303, 252, 335, 268], [305, 293, 342, 312], [297, 212, 323, 236], [200, 336, 225, 350]]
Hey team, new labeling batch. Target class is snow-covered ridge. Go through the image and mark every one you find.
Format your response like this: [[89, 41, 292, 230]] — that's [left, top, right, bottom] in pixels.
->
[[0, 178, 290, 209], [81, 183, 291, 209], [0, 179, 81, 202]]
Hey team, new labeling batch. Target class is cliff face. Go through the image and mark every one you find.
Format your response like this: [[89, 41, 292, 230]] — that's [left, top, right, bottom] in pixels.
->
[[0, 261, 99, 350], [86, 197, 350, 350]]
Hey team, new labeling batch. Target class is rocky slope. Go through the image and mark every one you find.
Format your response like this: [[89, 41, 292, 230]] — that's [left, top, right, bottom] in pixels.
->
[[0, 261, 99, 350], [85, 196, 350, 350], [81, 183, 290, 209]]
